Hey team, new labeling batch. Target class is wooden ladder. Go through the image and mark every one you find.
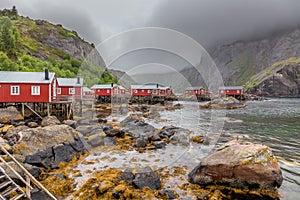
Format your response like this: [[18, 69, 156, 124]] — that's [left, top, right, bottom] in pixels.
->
[[0, 166, 25, 200], [0, 145, 57, 200]]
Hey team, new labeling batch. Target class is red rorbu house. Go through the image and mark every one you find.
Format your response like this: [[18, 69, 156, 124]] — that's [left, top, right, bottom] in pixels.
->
[[91, 84, 126, 97], [57, 77, 83, 100], [185, 87, 207, 95], [219, 86, 243, 97], [130, 84, 173, 96], [0, 69, 57, 103]]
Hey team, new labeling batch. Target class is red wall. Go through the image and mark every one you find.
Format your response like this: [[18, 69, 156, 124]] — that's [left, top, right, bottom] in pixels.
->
[[57, 86, 82, 99], [0, 83, 51, 103], [131, 89, 155, 96], [94, 88, 112, 96], [185, 88, 206, 95]]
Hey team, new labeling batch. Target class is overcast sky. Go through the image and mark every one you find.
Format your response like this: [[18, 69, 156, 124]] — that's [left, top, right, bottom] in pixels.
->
[[1, 0, 300, 49]]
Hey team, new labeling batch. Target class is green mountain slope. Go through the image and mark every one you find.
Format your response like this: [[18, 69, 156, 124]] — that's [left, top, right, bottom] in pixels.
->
[[0, 7, 115, 87]]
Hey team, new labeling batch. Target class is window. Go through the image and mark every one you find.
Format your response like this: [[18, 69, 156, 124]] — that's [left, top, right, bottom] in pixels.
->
[[142, 89, 144, 92], [69, 88, 75, 94], [237, 90, 240, 93], [134, 90, 137, 93], [31, 86, 40, 95], [107, 89, 110, 93], [148, 90, 151, 93], [57, 88, 61, 94], [10, 86, 20, 95]]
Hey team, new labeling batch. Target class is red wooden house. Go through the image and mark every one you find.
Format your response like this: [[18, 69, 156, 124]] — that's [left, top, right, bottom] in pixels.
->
[[219, 86, 243, 96], [185, 87, 207, 95], [130, 84, 173, 96], [91, 84, 126, 97], [57, 77, 83, 100], [0, 69, 57, 103]]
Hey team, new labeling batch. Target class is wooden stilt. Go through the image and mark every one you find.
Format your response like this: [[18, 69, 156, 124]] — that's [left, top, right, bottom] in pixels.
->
[[21, 103, 25, 117]]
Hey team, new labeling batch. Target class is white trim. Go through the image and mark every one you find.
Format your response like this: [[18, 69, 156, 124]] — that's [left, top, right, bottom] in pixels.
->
[[57, 88, 61, 94], [10, 86, 20, 95], [107, 89, 110, 93], [69, 88, 75, 95], [31, 86, 40, 95]]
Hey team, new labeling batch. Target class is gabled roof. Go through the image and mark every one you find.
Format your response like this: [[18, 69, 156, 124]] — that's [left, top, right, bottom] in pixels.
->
[[131, 84, 170, 90], [83, 87, 93, 92], [0, 71, 55, 83], [57, 78, 83, 87], [219, 86, 243, 90], [185, 86, 205, 90], [91, 84, 117, 89]]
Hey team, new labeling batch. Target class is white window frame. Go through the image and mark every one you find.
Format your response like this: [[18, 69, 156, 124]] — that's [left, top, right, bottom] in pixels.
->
[[134, 90, 138, 93], [69, 88, 75, 95], [10, 86, 20, 95], [107, 89, 110, 93], [57, 88, 61, 94], [237, 90, 240, 93], [148, 90, 151, 94], [31, 86, 40, 95]]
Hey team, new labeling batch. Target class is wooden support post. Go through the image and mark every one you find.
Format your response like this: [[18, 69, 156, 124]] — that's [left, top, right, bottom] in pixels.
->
[[47, 103, 50, 117], [21, 103, 25, 117]]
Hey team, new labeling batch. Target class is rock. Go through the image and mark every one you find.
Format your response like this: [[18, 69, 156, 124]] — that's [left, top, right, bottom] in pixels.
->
[[103, 124, 113, 132], [159, 190, 177, 199], [120, 117, 156, 134], [159, 125, 191, 139], [76, 125, 102, 136], [0, 107, 23, 124], [144, 111, 160, 120], [52, 144, 80, 168], [154, 141, 166, 149], [41, 116, 61, 127], [119, 168, 135, 183], [133, 167, 161, 190], [31, 188, 54, 200], [77, 118, 99, 126], [11, 121, 26, 127], [146, 132, 161, 142], [135, 137, 148, 148], [98, 118, 107, 124], [188, 141, 283, 190], [27, 122, 39, 128], [105, 128, 125, 138], [0, 162, 41, 180], [0, 124, 4, 128], [87, 135, 116, 147], [200, 97, 246, 109], [63, 120, 77, 129], [13, 125, 88, 168], [4, 126, 29, 146]]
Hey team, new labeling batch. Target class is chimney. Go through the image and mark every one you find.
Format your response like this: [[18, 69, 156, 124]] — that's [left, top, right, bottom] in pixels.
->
[[156, 84, 159, 88], [45, 68, 49, 80], [111, 83, 114, 87], [77, 76, 80, 84]]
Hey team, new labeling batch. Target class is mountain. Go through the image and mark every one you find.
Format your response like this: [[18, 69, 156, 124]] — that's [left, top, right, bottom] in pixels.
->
[[0, 7, 112, 87], [180, 28, 300, 96], [109, 69, 136, 88]]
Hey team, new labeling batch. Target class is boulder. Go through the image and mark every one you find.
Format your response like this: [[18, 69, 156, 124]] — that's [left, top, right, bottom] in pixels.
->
[[154, 141, 166, 149], [0, 162, 41, 180], [135, 137, 148, 148], [31, 189, 54, 200], [104, 128, 125, 138], [120, 117, 156, 134], [133, 167, 161, 190], [0, 107, 23, 124], [41, 116, 61, 127], [4, 126, 29, 146], [159, 190, 177, 199], [119, 168, 135, 183], [159, 125, 192, 141], [13, 125, 89, 168], [188, 141, 283, 190], [63, 120, 77, 129]]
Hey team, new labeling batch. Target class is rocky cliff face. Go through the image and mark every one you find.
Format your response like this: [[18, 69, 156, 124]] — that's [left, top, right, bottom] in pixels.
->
[[248, 62, 300, 97], [210, 29, 300, 86]]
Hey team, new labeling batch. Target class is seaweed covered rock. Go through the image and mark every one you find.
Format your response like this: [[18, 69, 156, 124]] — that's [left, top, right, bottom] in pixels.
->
[[188, 141, 283, 190], [200, 97, 246, 109], [133, 167, 161, 190], [0, 107, 23, 124]]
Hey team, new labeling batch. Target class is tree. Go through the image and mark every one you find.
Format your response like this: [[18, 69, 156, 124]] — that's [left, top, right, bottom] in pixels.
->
[[0, 17, 17, 58]]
